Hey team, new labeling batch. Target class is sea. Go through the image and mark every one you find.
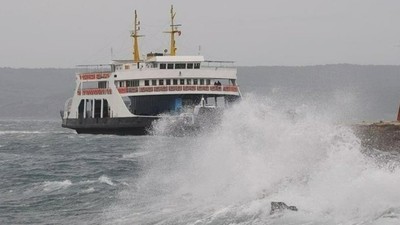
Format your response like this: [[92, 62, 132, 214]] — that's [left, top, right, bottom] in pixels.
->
[[1, 65, 400, 224]]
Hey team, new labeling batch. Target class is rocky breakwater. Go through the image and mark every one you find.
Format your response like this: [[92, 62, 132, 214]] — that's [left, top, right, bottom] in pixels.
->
[[353, 121, 400, 152]]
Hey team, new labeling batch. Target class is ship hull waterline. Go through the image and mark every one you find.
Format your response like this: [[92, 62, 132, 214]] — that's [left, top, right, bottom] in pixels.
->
[[61, 115, 205, 135], [62, 117, 158, 135]]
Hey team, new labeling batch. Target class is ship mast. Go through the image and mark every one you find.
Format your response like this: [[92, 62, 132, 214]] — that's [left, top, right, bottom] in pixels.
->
[[165, 5, 181, 56], [131, 10, 143, 63]]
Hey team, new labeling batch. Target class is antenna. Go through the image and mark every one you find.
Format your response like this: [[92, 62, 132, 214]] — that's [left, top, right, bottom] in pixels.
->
[[110, 47, 114, 61], [397, 103, 400, 122], [164, 5, 181, 56], [131, 10, 144, 63]]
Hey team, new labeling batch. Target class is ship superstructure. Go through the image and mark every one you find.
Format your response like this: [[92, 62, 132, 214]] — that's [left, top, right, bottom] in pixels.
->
[[61, 6, 241, 134]]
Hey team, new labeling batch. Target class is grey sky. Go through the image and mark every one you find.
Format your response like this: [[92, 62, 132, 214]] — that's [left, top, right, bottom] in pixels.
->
[[1, 0, 400, 68]]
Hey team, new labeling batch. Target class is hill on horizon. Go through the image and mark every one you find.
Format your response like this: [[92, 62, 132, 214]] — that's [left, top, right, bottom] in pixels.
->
[[0, 64, 399, 121]]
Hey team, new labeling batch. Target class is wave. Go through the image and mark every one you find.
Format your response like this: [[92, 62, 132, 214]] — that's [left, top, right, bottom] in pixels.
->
[[104, 95, 400, 224], [98, 175, 114, 186], [42, 180, 72, 192], [0, 131, 46, 134], [81, 187, 96, 194], [122, 151, 152, 159], [0, 130, 73, 135]]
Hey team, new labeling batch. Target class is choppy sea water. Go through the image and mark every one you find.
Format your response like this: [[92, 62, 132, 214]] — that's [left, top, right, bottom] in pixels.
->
[[1, 96, 400, 225]]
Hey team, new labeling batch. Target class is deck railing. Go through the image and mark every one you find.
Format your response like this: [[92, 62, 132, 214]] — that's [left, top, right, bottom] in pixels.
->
[[77, 88, 112, 95], [78, 85, 238, 96], [79, 73, 111, 80], [117, 85, 238, 94]]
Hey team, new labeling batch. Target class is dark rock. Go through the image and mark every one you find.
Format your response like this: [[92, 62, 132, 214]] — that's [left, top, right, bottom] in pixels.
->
[[270, 202, 298, 215]]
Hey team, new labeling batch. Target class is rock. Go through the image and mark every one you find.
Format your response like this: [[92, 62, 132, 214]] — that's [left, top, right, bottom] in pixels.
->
[[270, 201, 298, 215]]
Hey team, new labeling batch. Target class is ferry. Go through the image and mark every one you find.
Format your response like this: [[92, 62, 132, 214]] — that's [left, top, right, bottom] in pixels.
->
[[61, 6, 241, 135]]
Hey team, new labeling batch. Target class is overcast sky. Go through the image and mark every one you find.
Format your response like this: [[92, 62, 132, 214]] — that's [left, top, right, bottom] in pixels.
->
[[1, 0, 400, 68]]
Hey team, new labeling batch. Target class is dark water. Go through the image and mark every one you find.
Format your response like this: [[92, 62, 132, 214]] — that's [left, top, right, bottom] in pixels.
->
[[2, 95, 400, 224], [0, 120, 146, 224]]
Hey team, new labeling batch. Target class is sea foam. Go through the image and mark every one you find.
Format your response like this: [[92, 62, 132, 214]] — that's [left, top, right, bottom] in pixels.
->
[[99, 175, 114, 186], [42, 180, 72, 192]]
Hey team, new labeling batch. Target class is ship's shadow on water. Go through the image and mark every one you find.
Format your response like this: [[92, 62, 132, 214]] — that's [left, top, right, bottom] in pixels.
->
[[101, 95, 400, 225]]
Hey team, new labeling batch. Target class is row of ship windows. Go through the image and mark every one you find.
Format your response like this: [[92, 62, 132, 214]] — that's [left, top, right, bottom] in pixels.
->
[[118, 63, 201, 70], [159, 63, 201, 70], [121, 78, 213, 87]]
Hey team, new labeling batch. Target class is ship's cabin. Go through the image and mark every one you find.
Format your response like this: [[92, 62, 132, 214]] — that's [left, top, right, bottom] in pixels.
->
[[75, 54, 240, 117], [111, 55, 235, 72]]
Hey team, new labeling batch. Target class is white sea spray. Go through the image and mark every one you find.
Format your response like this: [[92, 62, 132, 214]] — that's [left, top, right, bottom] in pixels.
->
[[104, 95, 400, 224]]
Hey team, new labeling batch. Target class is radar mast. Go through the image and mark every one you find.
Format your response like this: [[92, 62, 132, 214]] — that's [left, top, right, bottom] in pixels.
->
[[131, 10, 143, 63], [164, 5, 181, 56]]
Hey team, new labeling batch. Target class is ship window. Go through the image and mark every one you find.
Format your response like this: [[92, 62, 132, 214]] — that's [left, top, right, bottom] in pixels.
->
[[125, 65, 130, 70], [186, 79, 191, 85], [193, 79, 198, 85], [173, 79, 178, 85], [167, 64, 174, 69], [160, 63, 166, 69], [159, 79, 164, 85], [119, 81, 125, 87], [180, 79, 185, 85], [102, 99, 109, 118], [187, 63, 194, 69], [126, 80, 139, 87], [98, 81, 107, 88], [175, 63, 186, 69], [144, 80, 149, 86], [166, 79, 171, 85], [200, 79, 204, 85], [194, 63, 200, 69], [152, 80, 157, 86], [206, 79, 211, 85]]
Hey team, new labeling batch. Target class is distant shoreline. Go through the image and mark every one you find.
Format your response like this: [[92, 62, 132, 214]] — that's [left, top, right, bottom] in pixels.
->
[[1, 64, 400, 70], [1, 65, 399, 121]]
